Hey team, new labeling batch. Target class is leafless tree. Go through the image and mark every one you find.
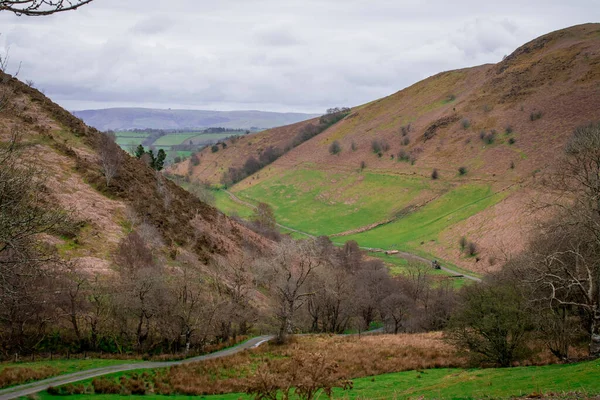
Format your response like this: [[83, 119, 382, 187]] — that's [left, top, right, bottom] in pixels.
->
[[0, 0, 93, 16], [98, 132, 122, 187], [512, 122, 600, 356], [269, 239, 321, 343]]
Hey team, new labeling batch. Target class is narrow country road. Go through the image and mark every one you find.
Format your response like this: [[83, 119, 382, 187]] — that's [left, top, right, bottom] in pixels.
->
[[223, 190, 481, 282], [0, 336, 273, 400]]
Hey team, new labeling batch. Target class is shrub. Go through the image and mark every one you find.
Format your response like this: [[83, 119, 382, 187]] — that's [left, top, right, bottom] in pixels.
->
[[467, 241, 478, 256], [461, 119, 471, 129], [92, 378, 121, 394], [483, 132, 496, 145], [483, 104, 492, 112], [400, 124, 411, 136], [447, 94, 456, 102], [351, 141, 357, 151], [190, 153, 200, 166], [329, 140, 341, 155], [508, 137, 516, 145], [431, 168, 439, 180], [479, 131, 486, 140], [445, 283, 535, 367], [530, 111, 543, 121], [505, 125, 513, 134], [360, 160, 366, 170], [401, 136, 410, 146], [371, 140, 381, 154], [174, 156, 182, 164], [458, 166, 467, 175], [211, 145, 219, 153], [459, 236, 467, 251], [397, 149, 410, 162], [510, 160, 515, 169]]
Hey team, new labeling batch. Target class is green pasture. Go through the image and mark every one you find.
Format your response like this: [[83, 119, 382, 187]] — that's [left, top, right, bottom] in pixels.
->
[[342, 183, 505, 251], [234, 169, 435, 236]]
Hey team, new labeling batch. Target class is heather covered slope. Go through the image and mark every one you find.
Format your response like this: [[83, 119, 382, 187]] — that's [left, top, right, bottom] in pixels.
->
[[173, 23, 600, 273], [0, 71, 272, 276]]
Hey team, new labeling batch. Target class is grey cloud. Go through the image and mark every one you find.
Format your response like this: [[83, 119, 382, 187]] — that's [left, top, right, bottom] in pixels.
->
[[131, 15, 173, 35], [0, 0, 593, 113]]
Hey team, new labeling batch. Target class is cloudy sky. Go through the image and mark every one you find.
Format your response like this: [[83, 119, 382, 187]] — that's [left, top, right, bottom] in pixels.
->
[[0, 0, 594, 113]]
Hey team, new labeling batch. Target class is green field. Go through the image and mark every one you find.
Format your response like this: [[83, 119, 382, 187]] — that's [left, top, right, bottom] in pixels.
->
[[214, 190, 254, 218], [343, 184, 504, 251], [152, 133, 202, 146], [228, 168, 505, 257], [34, 359, 600, 399], [234, 169, 436, 236], [113, 131, 238, 158]]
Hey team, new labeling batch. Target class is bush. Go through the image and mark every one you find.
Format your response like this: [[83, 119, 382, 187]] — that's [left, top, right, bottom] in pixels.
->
[[431, 168, 439, 180], [211, 145, 219, 153], [360, 160, 366, 170], [92, 378, 121, 394], [190, 153, 200, 166], [372, 139, 389, 154], [401, 136, 410, 146], [510, 161, 515, 169], [459, 236, 467, 251], [329, 140, 341, 155], [445, 283, 535, 367], [351, 141, 357, 151], [505, 125, 513, 134], [479, 131, 496, 145], [397, 149, 410, 162], [467, 241, 478, 256], [458, 166, 467, 175], [400, 124, 411, 136], [508, 137, 516, 145], [461, 119, 471, 130], [530, 111, 543, 121]]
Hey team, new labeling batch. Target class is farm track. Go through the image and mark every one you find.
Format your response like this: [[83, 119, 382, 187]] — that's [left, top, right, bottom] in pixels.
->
[[223, 190, 481, 282]]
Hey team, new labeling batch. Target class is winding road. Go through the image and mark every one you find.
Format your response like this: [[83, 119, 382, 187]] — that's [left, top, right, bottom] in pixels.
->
[[0, 336, 273, 400], [224, 190, 481, 282]]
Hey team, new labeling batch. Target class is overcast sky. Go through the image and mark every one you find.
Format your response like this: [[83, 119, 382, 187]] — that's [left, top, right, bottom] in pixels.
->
[[0, 0, 595, 113]]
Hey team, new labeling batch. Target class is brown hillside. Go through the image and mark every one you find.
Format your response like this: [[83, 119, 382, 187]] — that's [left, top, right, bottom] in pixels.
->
[[0, 71, 272, 271], [174, 23, 600, 272]]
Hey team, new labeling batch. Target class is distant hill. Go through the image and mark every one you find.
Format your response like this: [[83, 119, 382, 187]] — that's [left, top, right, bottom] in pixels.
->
[[72, 107, 319, 131], [171, 23, 600, 273]]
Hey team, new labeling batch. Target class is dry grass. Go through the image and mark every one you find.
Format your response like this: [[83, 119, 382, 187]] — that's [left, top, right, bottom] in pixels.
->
[[0, 366, 59, 389], [91, 333, 466, 396]]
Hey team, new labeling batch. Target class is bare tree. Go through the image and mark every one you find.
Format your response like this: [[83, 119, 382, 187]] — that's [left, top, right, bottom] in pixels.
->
[[98, 132, 122, 187], [515, 122, 600, 356], [269, 239, 321, 343], [0, 0, 93, 16]]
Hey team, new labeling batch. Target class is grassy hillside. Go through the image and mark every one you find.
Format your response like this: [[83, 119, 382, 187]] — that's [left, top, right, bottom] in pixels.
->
[[173, 23, 600, 273]]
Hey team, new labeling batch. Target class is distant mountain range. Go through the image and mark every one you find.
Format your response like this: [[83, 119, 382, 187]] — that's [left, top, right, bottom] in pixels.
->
[[72, 107, 320, 131]]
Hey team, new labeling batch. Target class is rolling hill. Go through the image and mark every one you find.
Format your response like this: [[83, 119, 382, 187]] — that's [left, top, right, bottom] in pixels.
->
[[170, 23, 600, 273], [72, 107, 319, 131]]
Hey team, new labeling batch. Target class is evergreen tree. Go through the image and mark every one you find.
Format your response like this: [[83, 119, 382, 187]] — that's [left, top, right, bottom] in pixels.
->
[[154, 149, 167, 171], [134, 144, 145, 159]]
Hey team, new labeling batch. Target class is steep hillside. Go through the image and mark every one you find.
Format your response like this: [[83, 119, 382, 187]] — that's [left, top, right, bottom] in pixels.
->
[[173, 23, 600, 273], [73, 108, 319, 131]]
